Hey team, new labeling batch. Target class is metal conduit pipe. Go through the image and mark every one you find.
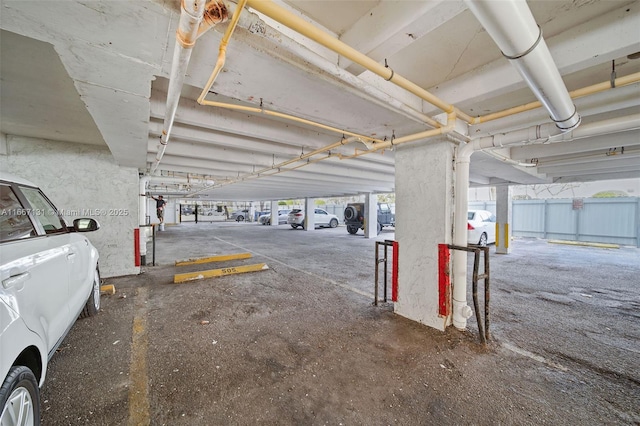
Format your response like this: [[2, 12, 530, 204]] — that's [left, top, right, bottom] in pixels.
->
[[151, 0, 228, 175], [475, 113, 640, 150], [465, 0, 580, 131]]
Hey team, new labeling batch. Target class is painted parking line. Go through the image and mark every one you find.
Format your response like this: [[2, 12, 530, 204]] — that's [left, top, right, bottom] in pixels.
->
[[128, 286, 150, 426], [174, 252, 252, 266], [548, 240, 619, 249], [212, 236, 373, 299], [501, 342, 568, 372]]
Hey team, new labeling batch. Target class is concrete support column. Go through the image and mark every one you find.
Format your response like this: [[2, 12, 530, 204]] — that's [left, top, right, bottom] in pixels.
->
[[495, 186, 513, 254], [394, 138, 455, 331], [248, 203, 255, 222], [304, 197, 315, 231], [364, 193, 377, 239], [270, 200, 279, 226], [0, 132, 7, 156]]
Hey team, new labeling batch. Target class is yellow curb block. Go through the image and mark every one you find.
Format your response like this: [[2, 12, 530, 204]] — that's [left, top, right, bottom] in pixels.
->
[[100, 284, 116, 295], [174, 263, 269, 284], [175, 252, 252, 266], [547, 240, 619, 249]]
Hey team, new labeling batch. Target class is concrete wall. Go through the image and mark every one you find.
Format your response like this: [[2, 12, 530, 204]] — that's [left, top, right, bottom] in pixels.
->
[[394, 140, 454, 331], [0, 136, 139, 277]]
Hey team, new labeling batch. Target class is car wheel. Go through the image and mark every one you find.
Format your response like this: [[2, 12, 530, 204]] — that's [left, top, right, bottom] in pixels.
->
[[0, 366, 41, 426], [236, 215, 244, 222], [80, 268, 101, 318], [329, 218, 338, 228], [291, 224, 297, 229], [377, 222, 383, 234], [478, 233, 488, 247], [347, 225, 358, 235]]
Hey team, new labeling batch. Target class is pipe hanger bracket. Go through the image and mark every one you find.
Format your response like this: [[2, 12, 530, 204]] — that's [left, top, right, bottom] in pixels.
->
[[502, 25, 542, 61]]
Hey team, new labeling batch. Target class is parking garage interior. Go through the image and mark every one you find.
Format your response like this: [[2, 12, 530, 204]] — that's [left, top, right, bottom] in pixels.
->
[[1, 0, 639, 424]]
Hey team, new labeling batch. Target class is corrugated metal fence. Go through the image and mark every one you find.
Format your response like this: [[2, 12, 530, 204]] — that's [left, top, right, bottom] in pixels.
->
[[470, 197, 640, 247]]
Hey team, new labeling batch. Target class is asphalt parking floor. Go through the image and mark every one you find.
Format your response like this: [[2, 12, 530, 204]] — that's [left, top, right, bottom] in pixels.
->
[[41, 222, 640, 425]]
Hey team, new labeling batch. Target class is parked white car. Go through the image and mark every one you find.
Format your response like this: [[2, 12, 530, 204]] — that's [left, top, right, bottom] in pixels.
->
[[230, 209, 250, 221], [467, 209, 496, 246], [287, 208, 339, 229], [258, 209, 291, 225], [0, 172, 101, 425]]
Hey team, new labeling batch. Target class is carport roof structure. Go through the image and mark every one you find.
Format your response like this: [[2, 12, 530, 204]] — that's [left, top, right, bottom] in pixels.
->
[[1, 0, 639, 201]]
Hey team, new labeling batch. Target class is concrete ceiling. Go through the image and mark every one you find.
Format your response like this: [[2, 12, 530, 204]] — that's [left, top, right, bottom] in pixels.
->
[[1, 0, 639, 201]]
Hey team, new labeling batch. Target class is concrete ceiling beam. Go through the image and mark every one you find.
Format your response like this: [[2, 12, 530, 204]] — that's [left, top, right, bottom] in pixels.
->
[[154, 153, 394, 182], [538, 157, 640, 175], [429, 3, 640, 113], [340, 1, 467, 74]]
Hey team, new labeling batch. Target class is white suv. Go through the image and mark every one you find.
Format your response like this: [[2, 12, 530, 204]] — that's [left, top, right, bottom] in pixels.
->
[[0, 172, 101, 425], [287, 208, 339, 229]]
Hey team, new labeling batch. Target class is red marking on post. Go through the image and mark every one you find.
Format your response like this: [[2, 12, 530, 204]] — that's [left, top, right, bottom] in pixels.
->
[[438, 244, 451, 316], [392, 241, 399, 302], [134, 228, 140, 267]]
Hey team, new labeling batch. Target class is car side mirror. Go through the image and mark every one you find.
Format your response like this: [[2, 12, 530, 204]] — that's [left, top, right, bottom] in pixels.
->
[[73, 218, 100, 232]]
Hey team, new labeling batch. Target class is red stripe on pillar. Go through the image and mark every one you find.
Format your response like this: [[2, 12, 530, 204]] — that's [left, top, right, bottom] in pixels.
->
[[438, 244, 451, 316], [134, 228, 140, 267], [391, 241, 399, 302]]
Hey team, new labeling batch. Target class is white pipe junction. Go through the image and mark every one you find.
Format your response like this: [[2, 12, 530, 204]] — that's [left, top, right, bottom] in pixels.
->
[[453, 0, 583, 329]]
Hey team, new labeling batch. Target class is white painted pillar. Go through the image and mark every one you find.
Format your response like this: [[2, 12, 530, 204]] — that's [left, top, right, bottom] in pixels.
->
[[0, 132, 7, 156], [495, 186, 513, 254], [394, 138, 455, 331], [248, 203, 255, 222], [270, 200, 279, 226], [164, 199, 177, 225], [364, 193, 377, 239], [304, 198, 315, 230]]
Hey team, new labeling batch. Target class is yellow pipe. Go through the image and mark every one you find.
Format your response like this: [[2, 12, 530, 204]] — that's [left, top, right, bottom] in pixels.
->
[[187, 113, 458, 196], [473, 72, 640, 124], [368, 112, 457, 151], [244, 0, 474, 123], [568, 71, 640, 100], [200, 100, 385, 144], [197, 0, 248, 105]]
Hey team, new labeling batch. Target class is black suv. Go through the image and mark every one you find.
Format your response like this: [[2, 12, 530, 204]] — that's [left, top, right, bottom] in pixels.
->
[[344, 202, 395, 235]]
